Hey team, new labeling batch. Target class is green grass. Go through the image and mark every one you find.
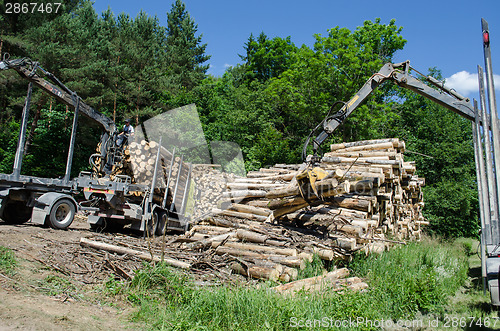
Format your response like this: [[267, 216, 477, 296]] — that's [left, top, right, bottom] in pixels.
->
[[37, 274, 82, 300], [102, 236, 476, 330], [0, 246, 17, 275], [350, 237, 468, 319]]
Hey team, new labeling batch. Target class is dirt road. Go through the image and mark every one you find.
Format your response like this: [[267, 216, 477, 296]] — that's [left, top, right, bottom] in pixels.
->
[[0, 217, 140, 330]]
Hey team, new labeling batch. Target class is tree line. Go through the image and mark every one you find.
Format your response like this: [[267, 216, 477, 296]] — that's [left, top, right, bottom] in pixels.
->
[[0, 0, 478, 237]]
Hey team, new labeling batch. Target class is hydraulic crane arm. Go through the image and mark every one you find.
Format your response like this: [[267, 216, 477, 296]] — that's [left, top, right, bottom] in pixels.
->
[[0, 57, 116, 134], [306, 61, 475, 160], [0, 56, 121, 176]]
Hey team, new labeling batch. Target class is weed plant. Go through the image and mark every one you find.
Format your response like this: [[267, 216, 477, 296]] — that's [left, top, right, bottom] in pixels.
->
[[0, 246, 17, 275]]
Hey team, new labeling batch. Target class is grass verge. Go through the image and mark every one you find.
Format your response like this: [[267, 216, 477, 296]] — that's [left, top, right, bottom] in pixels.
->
[[102, 236, 479, 330]]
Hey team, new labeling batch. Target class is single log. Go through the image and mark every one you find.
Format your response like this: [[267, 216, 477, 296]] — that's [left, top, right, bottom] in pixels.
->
[[212, 208, 268, 222], [235, 229, 266, 243], [245, 199, 271, 208], [206, 217, 238, 228], [211, 241, 297, 256], [322, 156, 402, 167], [330, 141, 396, 152], [272, 268, 350, 295], [216, 247, 302, 268], [309, 247, 335, 261], [328, 223, 364, 237], [272, 202, 310, 219], [215, 246, 265, 258], [222, 190, 267, 199], [80, 238, 191, 269], [188, 232, 236, 249], [229, 203, 272, 216], [331, 236, 357, 250], [268, 196, 307, 210], [189, 225, 233, 234], [265, 185, 300, 199], [227, 183, 285, 190], [268, 197, 308, 210], [299, 276, 365, 294], [325, 151, 398, 158], [330, 138, 399, 151], [268, 181, 350, 212], [246, 172, 297, 181], [229, 261, 280, 281], [236, 229, 287, 247], [328, 196, 372, 212], [267, 256, 306, 269]]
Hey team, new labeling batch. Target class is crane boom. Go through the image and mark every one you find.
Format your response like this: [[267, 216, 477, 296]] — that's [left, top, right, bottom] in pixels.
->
[[0, 57, 116, 133], [307, 61, 475, 160], [0, 56, 120, 175]]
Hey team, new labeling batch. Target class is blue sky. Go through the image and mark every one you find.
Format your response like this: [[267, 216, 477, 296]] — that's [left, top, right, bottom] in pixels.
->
[[92, 0, 499, 99]]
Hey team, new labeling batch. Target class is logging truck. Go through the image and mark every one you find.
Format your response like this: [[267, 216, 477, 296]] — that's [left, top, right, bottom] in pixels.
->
[[0, 56, 190, 234], [302, 18, 500, 306]]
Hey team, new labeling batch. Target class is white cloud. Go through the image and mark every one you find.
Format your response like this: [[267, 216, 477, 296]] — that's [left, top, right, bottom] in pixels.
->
[[445, 71, 500, 97], [224, 63, 233, 68]]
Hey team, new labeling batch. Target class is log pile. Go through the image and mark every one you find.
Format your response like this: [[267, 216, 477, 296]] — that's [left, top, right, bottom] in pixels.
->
[[321, 138, 426, 241], [110, 137, 425, 286], [180, 138, 426, 282], [121, 139, 192, 210]]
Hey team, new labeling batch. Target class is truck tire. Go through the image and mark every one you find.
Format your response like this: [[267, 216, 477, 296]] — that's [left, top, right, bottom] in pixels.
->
[[2, 201, 32, 224], [48, 198, 76, 230]]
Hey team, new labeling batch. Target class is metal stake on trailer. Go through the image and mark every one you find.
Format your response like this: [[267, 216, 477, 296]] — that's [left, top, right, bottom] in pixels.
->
[[472, 100, 489, 294], [482, 19, 500, 214], [478, 18, 500, 306], [12, 82, 32, 179]]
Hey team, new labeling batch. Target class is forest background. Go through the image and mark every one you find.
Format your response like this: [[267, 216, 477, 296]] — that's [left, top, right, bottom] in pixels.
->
[[0, 0, 479, 237]]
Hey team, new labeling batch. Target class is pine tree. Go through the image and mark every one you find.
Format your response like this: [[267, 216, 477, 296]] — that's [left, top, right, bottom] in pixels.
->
[[165, 0, 210, 90]]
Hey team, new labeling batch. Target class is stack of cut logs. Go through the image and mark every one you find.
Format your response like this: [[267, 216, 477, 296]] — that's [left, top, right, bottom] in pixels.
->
[[122, 140, 195, 212], [117, 137, 426, 288], [120, 140, 232, 218], [180, 138, 426, 284]]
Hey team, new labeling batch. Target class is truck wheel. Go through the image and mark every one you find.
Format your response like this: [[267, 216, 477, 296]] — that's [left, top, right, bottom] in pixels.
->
[[2, 202, 32, 224], [48, 199, 76, 230]]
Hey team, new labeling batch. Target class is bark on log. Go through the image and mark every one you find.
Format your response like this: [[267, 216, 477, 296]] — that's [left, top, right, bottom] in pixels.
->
[[212, 208, 268, 222], [272, 268, 350, 295], [222, 190, 267, 199], [80, 238, 191, 269], [229, 203, 272, 216], [229, 261, 280, 281], [236, 229, 287, 247], [211, 241, 297, 256]]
